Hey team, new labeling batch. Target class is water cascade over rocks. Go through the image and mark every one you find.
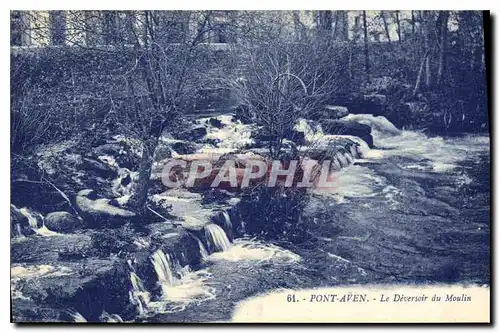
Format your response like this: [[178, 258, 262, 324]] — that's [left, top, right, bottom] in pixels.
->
[[344, 114, 489, 172], [129, 272, 151, 316], [151, 249, 175, 297], [221, 211, 232, 232], [11, 111, 489, 323], [13, 206, 59, 237], [204, 223, 232, 253], [195, 236, 209, 260]]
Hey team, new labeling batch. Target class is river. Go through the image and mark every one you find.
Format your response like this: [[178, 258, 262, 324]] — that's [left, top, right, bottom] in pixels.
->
[[147, 115, 490, 322], [11, 114, 490, 323]]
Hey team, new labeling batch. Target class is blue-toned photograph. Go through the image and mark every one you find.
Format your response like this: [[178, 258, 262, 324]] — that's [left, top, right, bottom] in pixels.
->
[[10, 10, 490, 323]]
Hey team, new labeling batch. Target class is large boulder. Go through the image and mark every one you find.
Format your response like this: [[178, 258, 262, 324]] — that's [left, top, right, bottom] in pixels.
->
[[170, 141, 198, 155], [44, 211, 84, 233], [209, 117, 225, 129], [75, 189, 136, 228], [320, 119, 374, 147], [177, 126, 207, 142], [14, 258, 135, 322], [10, 205, 36, 236], [318, 105, 349, 120], [333, 93, 387, 116], [81, 158, 117, 179]]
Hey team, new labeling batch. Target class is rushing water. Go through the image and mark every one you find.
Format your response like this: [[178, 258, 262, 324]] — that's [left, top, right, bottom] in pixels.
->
[[195, 236, 209, 260], [129, 272, 151, 316], [11, 114, 490, 323], [14, 206, 60, 237], [204, 224, 232, 253], [151, 115, 489, 322], [151, 250, 175, 296], [220, 211, 232, 234]]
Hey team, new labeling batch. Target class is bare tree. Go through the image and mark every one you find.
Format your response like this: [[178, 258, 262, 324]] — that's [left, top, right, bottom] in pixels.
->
[[380, 11, 392, 44], [226, 36, 343, 158], [395, 10, 402, 42], [437, 11, 450, 86], [362, 11, 370, 83], [423, 10, 433, 88]]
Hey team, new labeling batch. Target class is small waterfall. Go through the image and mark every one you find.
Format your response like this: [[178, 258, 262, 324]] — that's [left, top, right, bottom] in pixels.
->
[[350, 144, 358, 159], [344, 151, 354, 164], [151, 249, 175, 298], [335, 152, 349, 168], [332, 158, 342, 170], [17, 207, 59, 237], [221, 211, 232, 233], [14, 224, 24, 239], [204, 223, 232, 253], [68, 310, 87, 323], [129, 272, 151, 316], [100, 311, 123, 323], [19, 207, 39, 229], [294, 119, 324, 144], [195, 237, 209, 260], [344, 114, 401, 138]]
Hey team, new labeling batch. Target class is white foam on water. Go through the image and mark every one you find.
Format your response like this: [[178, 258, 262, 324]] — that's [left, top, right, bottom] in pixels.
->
[[129, 272, 151, 316], [11, 264, 73, 301], [19, 208, 60, 237], [11, 264, 72, 279], [131, 249, 216, 317], [313, 165, 387, 201], [68, 310, 87, 323], [195, 237, 209, 260], [145, 267, 216, 314], [294, 118, 325, 144], [203, 115, 255, 152], [156, 268, 215, 304], [344, 114, 489, 173], [205, 224, 232, 252], [207, 238, 301, 263], [99, 311, 123, 323], [151, 250, 175, 297]]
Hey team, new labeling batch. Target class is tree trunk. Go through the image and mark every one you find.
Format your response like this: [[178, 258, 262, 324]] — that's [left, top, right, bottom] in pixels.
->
[[423, 11, 433, 88], [334, 11, 348, 41], [130, 136, 158, 215], [362, 11, 370, 82], [413, 51, 430, 97], [293, 11, 304, 40], [411, 11, 416, 36], [437, 11, 449, 86], [381, 11, 391, 44], [395, 10, 402, 42], [318, 10, 332, 34], [340, 11, 349, 41]]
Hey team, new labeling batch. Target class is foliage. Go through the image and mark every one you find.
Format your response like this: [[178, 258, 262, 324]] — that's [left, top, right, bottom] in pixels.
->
[[239, 183, 310, 242], [225, 37, 350, 157]]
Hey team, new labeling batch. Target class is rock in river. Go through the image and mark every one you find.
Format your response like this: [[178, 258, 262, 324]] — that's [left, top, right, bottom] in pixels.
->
[[44, 211, 84, 233], [75, 189, 136, 228], [320, 119, 374, 147]]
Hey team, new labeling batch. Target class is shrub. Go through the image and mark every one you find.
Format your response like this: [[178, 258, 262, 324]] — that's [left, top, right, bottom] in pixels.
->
[[239, 183, 310, 242]]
